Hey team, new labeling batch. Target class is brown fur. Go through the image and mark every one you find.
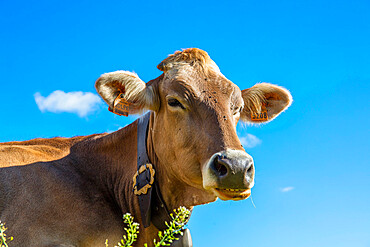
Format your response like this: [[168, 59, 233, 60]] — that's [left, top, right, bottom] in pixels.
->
[[0, 48, 292, 246], [0, 136, 96, 167], [157, 48, 219, 75]]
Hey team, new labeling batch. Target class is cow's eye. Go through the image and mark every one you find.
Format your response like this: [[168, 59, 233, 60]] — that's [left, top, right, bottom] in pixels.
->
[[168, 98, 185, 109], [233, 107, 242, 115]]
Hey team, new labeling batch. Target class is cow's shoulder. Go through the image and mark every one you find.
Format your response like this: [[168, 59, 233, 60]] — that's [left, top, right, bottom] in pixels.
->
[[0, 135, 101, 167]]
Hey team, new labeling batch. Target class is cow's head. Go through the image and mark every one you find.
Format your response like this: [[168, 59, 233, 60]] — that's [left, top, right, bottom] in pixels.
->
[[95, 48, 292, 202]]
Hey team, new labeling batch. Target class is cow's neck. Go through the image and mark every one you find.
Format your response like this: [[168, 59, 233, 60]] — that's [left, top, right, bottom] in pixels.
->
[[69, 112, 215, 228], [69, 121, 140, 219], [146, 113, 217, 212]]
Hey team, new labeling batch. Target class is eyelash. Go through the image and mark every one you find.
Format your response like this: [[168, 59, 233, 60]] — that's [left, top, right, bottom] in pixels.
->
[[167, 98, 185, 109], [233, 107, 242, 115]]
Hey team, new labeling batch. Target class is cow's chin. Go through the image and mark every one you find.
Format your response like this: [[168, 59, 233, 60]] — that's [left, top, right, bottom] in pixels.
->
[[211, 188, 252, 201]]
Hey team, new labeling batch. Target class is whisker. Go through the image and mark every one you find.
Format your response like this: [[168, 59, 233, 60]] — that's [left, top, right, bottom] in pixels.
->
[[250, 195, 256, 208]]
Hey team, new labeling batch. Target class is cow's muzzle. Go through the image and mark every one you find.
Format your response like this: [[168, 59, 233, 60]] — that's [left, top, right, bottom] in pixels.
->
[[202, 149, 254, 201]]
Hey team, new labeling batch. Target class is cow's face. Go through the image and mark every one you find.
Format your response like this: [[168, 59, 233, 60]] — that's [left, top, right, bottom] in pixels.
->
[[96, 48, 292, 202]]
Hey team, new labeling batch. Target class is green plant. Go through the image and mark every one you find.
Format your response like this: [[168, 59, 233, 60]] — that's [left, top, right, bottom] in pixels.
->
[[0, 207, 190, 247], [0, 221, 13, 247], [117, 213, 140, 247], [105, 213, 140, 247], [146, 206, 191, 247], [110, 206, 190, 247]]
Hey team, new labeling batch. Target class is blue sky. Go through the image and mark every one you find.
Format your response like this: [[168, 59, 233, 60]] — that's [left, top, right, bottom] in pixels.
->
[[1, 0, 369, 246]]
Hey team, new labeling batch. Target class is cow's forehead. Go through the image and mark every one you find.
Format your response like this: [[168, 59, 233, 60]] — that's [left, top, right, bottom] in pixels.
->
[[161, 64, 243, 107]]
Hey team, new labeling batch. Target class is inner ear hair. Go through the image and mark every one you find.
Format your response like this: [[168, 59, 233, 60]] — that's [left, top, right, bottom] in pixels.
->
[[95, 71, 159, 114], [95, 71, 146, 108], [241, 83, 292, 123], [243, 87, 267, 114]]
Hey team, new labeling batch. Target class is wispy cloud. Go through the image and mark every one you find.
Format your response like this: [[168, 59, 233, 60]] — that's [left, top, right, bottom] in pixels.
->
[[34, 90, 103, 117], [239, 133, 262, 148], [280, 187, 295, 192]]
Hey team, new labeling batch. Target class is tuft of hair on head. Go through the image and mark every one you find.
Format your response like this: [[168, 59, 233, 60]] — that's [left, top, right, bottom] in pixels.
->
[[157, 48, 220, 75]]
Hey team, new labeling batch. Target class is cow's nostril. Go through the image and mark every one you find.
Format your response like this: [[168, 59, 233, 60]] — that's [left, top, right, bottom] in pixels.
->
[[215, 162, 228, 176], [213, 157, 228, 176]]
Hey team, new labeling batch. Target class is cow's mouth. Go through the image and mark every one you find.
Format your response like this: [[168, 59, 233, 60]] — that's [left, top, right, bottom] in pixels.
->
[[213, 188, 251, 201]]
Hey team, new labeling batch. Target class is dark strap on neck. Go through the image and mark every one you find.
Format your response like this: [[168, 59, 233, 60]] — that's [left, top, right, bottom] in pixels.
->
[[136, 112, 153, 228], [136, 112, 171, 229], [136, 112, 193, 246]]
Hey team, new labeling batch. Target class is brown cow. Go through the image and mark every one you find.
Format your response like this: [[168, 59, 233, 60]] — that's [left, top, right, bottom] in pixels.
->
[[0, 48, 292, 246]]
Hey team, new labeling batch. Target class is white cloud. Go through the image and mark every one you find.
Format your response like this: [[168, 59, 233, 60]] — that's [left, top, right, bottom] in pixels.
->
[[281, 187, 295, 192], [34, 90, 103, 117], [239, 133, 262, 148]]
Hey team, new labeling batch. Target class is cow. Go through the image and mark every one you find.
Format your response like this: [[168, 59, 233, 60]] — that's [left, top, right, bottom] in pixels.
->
[[0, 48, 292, 246]]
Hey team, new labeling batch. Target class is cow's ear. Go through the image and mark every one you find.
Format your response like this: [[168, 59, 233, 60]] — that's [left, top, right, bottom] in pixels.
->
[[240, 83, 292, 123], [95, 71, 159, 115]]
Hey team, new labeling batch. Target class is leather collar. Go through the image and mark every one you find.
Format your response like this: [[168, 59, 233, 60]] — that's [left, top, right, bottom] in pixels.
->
[[134, 112, 193, 246], [134, 112, 172, 230]]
